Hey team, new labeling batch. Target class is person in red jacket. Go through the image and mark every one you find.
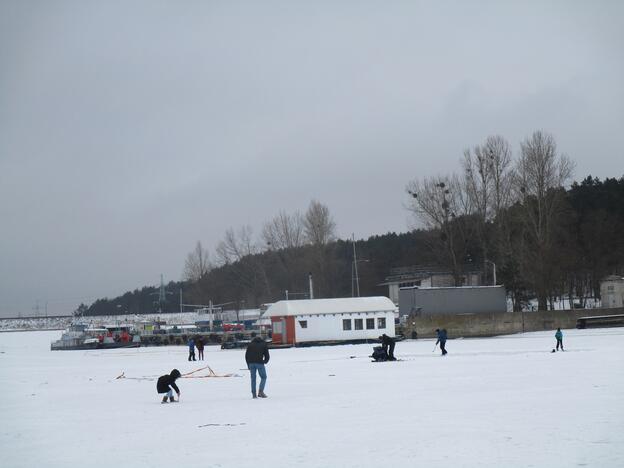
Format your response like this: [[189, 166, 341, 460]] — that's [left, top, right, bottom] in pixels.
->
[[196, 337, 205, 361]]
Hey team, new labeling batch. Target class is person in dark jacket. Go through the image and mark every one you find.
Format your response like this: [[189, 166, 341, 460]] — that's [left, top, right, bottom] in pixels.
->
[[156, 369, 181, 403], [188, 337, 196, 361], [245, 333, 270, 399], [379, 334, 396, 361], [435, 328, 448, 355], [196, 337, 205, 361], [555, 328, 564, 351]]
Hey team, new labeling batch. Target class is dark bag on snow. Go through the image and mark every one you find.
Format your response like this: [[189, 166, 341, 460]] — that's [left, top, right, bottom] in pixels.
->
[[372, 346, 388, 362]]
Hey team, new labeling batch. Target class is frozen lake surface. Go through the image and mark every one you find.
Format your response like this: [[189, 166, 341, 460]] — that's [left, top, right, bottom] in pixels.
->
[[1, 328, 623, 467]]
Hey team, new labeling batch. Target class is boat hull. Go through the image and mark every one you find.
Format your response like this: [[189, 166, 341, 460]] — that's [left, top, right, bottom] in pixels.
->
[[50, 342, 141, 351]]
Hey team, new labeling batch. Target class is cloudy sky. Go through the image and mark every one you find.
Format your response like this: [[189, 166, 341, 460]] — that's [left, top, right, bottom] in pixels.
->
[[1, 0, 622, 316]]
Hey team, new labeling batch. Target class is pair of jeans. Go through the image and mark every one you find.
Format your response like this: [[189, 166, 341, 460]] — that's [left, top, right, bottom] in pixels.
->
[[556, 338, 564, 351], [248, 363, 267, 395]]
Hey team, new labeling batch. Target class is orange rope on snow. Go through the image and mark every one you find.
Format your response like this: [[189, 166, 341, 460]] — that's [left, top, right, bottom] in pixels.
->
[[181, 365, 241, 378], [115, 365, 241, 381]]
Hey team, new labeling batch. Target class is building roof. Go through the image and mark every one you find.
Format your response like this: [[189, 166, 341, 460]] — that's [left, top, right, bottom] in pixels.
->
[[602, 275, 624, 282], [379, 265, 482, 286], [264, 297, 396, 317]]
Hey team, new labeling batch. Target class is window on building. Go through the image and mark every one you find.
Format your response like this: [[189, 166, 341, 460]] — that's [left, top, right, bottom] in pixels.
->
[[354, 319, 363, 330], [273, 321, 283, 334], [366, 318, 375, 329], [298, 320, 307, 328], [377, 317, 386, 329], [342, 319, 352, 331]]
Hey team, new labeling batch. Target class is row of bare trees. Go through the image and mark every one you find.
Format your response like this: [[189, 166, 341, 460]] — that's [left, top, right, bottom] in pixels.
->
[[182, 200, 338, 307], [407, 130, 575, 310]]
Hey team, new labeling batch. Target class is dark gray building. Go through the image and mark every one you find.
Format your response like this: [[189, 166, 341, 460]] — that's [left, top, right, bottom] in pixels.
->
[[399, 285, 507, 316], [380, 265, 483, 304]]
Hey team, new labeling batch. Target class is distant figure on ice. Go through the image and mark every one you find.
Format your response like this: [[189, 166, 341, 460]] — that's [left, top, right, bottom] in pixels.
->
[[157, 369, 181, 403], [188, 337, 196, 361], [379, 334, 396, 361], [555, 328, 564, 351], [196, 336, 205, 361], [245, 332, 270, 399], [435, 328, 448, 355]]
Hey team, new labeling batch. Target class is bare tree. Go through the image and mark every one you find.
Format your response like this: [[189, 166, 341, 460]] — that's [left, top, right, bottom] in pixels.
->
[[515, 130, 575, 310], [303, 200, 337, 246], [406, 174, 471, 285], [183, 241, 211, 282], [262, 210, 305, 250], [215, 225, 271, 303], [462, 135, 515, 283], [215, 225, 257, 265]]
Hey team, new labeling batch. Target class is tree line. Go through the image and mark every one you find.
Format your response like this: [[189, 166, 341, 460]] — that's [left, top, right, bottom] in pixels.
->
[[80, 132, 624, 316], [406, 131, 624, 311]]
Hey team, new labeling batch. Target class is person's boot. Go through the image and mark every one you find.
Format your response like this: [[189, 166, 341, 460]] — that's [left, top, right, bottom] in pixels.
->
[[169, 395, 176, 403], [161, 396, 168, 404], [252, 393, 257, 399], [258, 391, 268, 398]]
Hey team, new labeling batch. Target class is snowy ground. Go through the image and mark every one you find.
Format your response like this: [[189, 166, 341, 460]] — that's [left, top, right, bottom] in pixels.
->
[[1, 329, 623, 468]]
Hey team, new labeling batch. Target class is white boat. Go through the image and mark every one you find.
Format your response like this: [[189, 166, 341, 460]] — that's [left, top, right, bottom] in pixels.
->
[[51, 323, 141, 351]]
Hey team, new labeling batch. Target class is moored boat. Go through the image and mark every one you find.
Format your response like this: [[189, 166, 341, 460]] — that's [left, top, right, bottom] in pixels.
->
[[51, 323, 141, 350]]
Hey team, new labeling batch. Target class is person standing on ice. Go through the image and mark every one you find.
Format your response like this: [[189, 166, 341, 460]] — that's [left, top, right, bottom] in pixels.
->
[[188, 337, 196, 361], [196, 336, 205, 361], [435, 328, 448, 355], [555, 328, 564, 351], [157, 369, 181, 403], [379, 334, 396, 360], [245, 332, 270, 399]]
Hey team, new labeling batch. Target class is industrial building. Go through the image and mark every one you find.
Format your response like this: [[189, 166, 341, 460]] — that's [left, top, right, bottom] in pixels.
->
[[399, 285, 507, 316], [380, 265, 483, 304], [600, 276, 624, 308]]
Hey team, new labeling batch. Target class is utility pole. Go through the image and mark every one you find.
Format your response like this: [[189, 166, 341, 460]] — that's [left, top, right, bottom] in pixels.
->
[[308, 273, 314, 300], [352, 234, 360, 297]]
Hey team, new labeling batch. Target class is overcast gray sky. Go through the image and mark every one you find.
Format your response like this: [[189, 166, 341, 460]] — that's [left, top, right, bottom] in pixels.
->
[[1, 0, 623, 317]]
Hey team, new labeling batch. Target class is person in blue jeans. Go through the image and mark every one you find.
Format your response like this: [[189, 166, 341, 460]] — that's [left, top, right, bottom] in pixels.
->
[[245, 333, 270, 399]]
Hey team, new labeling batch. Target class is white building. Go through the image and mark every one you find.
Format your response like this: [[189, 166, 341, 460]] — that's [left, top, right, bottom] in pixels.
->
[[600, 275, 624, 308], [264, 297, 397, 345]]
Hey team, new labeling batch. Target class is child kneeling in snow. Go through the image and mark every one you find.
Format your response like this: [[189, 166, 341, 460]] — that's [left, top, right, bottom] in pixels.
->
[[157, 369, 181, 403]]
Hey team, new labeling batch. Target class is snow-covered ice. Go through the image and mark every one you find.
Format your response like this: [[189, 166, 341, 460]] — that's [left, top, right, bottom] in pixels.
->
[[1, 328, 623, 467]]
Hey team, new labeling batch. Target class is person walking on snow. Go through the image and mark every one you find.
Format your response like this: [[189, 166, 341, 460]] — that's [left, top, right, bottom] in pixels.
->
[[157, 369, 181, 403], [245, 333, 270, 399], [379, 334, 396, 360], [555, 328, 564, 351], [436, 328, 448, 356], [188, 337, 196, 361]]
